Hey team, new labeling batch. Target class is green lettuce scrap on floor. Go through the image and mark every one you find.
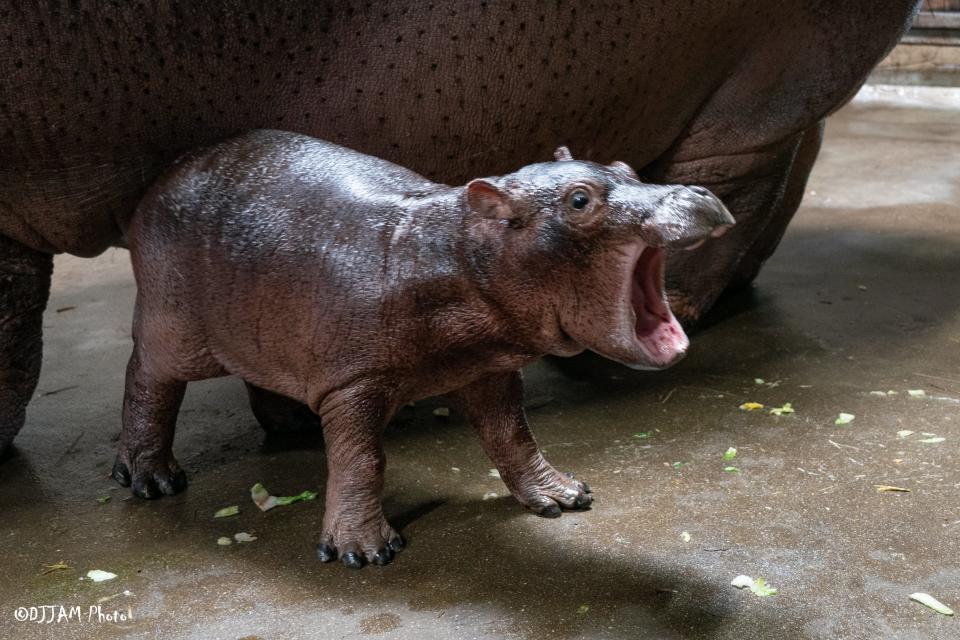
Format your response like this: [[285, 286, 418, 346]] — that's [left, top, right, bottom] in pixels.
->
[[251, 483, 318, 512], [275, 491, 318, 506], [86, 570, 117, 583], [769, 403, 794, 416], [731, 575, 778, 597], [213, 505, 240, 519], [910, 593, 954, 616]]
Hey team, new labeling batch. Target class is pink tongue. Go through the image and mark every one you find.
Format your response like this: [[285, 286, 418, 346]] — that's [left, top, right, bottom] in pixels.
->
[[638, 315, 689, 365]]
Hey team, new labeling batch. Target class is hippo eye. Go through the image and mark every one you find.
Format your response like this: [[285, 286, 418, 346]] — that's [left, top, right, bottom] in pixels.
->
[[569, 190, 590, 210]]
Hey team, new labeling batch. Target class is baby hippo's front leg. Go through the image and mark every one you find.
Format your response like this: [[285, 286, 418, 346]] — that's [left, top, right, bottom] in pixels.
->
[[315, 391, 404, 569], [452, 372, 592, 517]]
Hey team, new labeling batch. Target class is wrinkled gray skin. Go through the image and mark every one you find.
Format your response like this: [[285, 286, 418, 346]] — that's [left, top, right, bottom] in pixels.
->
[[0, 1, 921, 456]]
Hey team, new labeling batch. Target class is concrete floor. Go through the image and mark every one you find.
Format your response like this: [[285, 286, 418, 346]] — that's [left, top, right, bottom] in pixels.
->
[[2, 89, 959, 640]]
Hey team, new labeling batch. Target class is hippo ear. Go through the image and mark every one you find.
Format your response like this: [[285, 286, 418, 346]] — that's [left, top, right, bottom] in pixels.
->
[[554, 146, 574, 161], [609, 161, 638, 180], [466, 179, 518, 222]]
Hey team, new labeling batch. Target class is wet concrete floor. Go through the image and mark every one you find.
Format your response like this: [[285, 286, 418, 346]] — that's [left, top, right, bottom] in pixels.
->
[[1, 90, 958, 639]]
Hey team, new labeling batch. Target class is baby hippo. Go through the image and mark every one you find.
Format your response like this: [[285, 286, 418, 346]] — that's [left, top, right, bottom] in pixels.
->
[[115, 131, 733, 568]]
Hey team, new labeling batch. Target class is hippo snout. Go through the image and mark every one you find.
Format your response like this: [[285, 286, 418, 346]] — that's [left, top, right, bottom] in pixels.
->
[[641, 185, 735, 250], [685, 185, 735, 236]]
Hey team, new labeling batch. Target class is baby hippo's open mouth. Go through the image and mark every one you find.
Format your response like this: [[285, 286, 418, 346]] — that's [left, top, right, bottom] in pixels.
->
[[554, 181, 732, 369], [628, 246, 689, 368]]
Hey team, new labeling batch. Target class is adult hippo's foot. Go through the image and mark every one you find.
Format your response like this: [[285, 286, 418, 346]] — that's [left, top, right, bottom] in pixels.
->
[[113, 346, 188, 498], [0, 235, 53, 460], [451, 371, 593, 518], [245, 382, 322, 433]]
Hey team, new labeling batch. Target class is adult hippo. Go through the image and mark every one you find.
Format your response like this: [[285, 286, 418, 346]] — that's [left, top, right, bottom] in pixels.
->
[[0, 1, 921, 456]]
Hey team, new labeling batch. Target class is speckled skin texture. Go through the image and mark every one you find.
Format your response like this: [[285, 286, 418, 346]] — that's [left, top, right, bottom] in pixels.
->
[[0, 0, 920, 455], [114, 131, 733, 567]]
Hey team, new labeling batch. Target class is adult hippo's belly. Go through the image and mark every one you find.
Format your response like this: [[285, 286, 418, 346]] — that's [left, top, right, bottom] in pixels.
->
[[0, 1, 920, 452]]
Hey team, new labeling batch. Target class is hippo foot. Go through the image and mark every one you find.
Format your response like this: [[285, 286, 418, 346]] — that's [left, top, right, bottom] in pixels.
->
[[511, 468, 593, 517], [316, 517, 405, 569], [111, 453, 188, 499]]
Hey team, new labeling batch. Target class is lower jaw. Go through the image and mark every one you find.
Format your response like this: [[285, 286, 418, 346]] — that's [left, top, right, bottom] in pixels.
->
[[587, 324, 689, 370], [630, 311, 690, 369], [634, 330, 689, 368]]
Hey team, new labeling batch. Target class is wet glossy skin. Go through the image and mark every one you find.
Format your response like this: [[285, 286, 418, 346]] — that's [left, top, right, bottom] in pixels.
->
[[113, 131, 732, 567], [2, 98, 957, 636], [0, 0, 920, 457]]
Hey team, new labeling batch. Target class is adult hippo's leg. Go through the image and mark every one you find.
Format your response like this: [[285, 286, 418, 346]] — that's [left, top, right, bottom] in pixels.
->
[[726, 121, 825, 293], [646, 0, 916, 325], [245, 382, 322, 433], [652, 122, 825, 326], [0, 235, 53, 459]]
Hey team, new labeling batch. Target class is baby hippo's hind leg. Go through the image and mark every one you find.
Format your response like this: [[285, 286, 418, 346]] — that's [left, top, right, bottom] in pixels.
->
[[112, 346, 188, 499], [245, 382, 322, 433]]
